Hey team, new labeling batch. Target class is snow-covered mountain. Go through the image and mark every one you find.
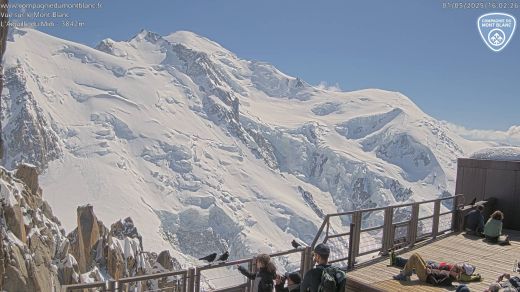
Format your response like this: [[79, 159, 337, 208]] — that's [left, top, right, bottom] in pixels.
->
[[1, 28, 489, 268]]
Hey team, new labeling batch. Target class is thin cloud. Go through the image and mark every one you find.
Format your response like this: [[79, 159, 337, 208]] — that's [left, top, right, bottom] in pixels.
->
[[316, 81, 342, 92], [442, 122, 520, 146]]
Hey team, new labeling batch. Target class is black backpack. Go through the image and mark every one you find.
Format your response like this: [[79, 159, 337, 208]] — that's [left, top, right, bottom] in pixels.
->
[[258, 273, 274, 292], [317, 266, 346, 292]]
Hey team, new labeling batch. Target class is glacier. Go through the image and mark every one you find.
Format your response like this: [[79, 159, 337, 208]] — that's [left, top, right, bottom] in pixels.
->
[[1, 28, 491, 270]]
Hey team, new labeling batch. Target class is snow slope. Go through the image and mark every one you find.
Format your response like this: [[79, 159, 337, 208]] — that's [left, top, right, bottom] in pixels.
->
[[1, 28, 490, 268]]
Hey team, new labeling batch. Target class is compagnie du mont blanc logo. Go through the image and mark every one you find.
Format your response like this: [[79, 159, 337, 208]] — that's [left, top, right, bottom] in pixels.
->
[[478, 12, 516, 52]]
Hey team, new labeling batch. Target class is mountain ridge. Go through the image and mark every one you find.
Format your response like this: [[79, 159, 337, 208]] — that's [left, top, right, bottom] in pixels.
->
[[1, 28, 490, 271]]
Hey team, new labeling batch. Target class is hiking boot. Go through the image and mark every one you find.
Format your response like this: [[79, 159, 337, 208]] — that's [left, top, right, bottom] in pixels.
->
[[393, 273, 410, 281]]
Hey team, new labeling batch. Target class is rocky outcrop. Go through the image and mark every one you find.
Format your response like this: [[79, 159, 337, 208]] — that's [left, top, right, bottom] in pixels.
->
[[76, 205, 101, 273], [156, 250, 173, 270], [1, 65, 62, 171], [14, 163, 42, 198], [0, 164, 181, 291], [0, 164, 67, 291]]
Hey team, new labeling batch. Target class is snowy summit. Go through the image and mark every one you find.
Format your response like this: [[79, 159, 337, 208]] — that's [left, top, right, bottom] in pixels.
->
[[1, 28, 490, 267]]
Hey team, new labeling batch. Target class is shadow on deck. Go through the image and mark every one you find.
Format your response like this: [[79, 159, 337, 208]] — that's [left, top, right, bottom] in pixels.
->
[[346, 229, 520, 291]]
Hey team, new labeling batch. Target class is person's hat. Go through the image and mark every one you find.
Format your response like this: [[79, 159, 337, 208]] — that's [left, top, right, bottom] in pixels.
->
[[314, 243, 330, 256], [284, 272, 302, 284]]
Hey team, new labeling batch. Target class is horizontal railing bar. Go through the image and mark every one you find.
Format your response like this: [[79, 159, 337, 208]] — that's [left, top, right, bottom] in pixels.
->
[[198, 258, 252, 272], [270, 247, 306, 258], [440, 210, 454, 216], [358, 248, 382, 257], [391, 202, 416, 209], [198, 248, 305, 272], [418, 215, 434, 220], [360, 225, 384, 233], [326, 231, 351, 239], [392, 221, 410, 228], [323, 195, 461, 219], [118, 270, 188, 283], [62, 281, 106, 290], [329, 255, 349, 264], [416, 233, 433, 240]]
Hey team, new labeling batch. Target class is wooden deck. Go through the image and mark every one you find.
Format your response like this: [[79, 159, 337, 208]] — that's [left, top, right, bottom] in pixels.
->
[[347, 229, 520, 291]]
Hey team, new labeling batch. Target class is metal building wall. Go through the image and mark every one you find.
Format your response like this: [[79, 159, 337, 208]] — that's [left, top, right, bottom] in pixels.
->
[[455, 158, 520, 230]]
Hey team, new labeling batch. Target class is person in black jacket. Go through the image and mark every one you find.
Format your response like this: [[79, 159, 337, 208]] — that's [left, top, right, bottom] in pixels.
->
[[300, 243, 346, 292], [464, 204, 485, 236], [238, 253, 276, 292], [275, 272, 301, 292]]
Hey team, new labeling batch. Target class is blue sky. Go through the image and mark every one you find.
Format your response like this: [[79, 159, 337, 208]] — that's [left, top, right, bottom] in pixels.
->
[[9, 0, 520, 131]]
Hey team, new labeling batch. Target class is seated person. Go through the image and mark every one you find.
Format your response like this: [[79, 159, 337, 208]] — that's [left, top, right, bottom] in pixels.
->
[[393, 253, 462, 286], [484, 211, 510, 245], [484, 273, 520, 292], [464, 204, 485, 235]]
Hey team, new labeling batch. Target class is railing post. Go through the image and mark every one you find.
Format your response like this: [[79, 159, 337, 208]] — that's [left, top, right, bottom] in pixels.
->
[[408, 203, 419, 246], [187, 268, 195, 292], [300, 247, 309, 277], [452, 195, 465, 232], [181, 270, 187, 292], [351, 211, 362, 258], [324, 217, 330, 244], [248, 259, 256, 291], [311, 215, 329, 248], [105, 280, 116, 292], [432, 200, 441, 238], [306, 245, 314, 273], [347, 223, 355, 270], [194, 268, 201, 292], [381, 206, 394, 255]]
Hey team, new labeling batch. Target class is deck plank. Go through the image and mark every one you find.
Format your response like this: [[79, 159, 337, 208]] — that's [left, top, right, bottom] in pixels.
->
[[346, 229, 520, 291]]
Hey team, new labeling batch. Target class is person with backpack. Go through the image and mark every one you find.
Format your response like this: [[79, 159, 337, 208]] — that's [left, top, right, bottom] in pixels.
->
[[237, 253, 276, 292], [393, 252, 462, 286], [300, 243, 346, 292]]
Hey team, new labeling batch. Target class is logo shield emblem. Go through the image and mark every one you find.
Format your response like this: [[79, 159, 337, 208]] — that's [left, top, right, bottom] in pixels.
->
[[478, 13, 516, 52]]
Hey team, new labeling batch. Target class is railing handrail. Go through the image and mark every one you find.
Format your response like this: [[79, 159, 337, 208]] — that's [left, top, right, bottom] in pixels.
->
[[323, 195, 457, 218], [61, 247, 310, 292], [62, 281, 106, 291], [310, 194, 464, 269], [118, 269, 188, 283]]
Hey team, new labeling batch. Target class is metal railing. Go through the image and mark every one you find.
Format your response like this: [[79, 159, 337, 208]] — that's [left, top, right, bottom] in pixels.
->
[[61, 248, 310, 292], [62, 195, 464, 292], [310, 194, 464, 269]]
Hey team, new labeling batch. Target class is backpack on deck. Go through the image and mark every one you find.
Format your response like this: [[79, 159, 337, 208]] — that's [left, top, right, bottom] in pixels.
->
[[318, 266, 346, 292]]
